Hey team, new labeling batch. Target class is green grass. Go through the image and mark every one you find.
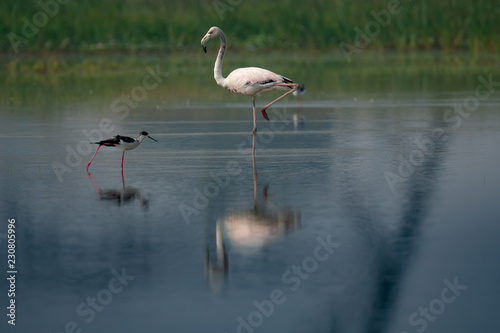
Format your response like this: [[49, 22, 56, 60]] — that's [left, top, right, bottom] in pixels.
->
[[1, 0, 499, 53], [2, 51, 499, 110]]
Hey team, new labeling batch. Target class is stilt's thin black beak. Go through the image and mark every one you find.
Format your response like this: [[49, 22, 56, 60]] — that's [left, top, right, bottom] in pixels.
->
[[148, 136, 158, 142]]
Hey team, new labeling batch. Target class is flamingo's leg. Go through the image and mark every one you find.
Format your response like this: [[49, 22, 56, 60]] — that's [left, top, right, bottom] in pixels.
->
[[252, 97, 257, 134], [252, 132, 257, 209], [260, 83, 299, 120]]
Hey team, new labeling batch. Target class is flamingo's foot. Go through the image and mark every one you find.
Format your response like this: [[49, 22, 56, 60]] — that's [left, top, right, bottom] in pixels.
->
[[261, 109, 269, 121]]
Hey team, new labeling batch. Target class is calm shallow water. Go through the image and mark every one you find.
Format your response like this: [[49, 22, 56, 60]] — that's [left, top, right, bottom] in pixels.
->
[[1, 56, 500, 332]]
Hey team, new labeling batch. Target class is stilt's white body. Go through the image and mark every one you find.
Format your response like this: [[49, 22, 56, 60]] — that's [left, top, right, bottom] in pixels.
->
[[113, 136, 145, 150]]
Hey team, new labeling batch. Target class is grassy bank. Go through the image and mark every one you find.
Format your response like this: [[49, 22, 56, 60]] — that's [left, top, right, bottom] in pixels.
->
[[2, 51, 499, 110], [1, 0, 499, 53]]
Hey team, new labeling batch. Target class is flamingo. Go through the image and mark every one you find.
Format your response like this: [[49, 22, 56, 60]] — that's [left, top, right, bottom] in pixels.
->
[[86, 131, 157, 170], [201, 26, 299, 133]]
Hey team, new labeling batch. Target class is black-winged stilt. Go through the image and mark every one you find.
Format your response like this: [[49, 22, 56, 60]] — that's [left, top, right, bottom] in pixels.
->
[[292, 84, 306, 98], [86, 131, 157, 170]]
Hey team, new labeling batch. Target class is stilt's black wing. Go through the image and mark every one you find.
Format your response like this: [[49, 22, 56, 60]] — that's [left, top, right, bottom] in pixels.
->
[[118, 135, 135, 143], [96, 135, 121, 146]]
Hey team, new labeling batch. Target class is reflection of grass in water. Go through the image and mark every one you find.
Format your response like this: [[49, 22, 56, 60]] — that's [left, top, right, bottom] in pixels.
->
[[1, 0, 499, 52], [2, 52, 500, 110]]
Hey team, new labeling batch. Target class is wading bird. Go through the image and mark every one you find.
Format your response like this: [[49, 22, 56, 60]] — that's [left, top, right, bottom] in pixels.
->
[[86, 131, 157, 170], [293, 84, 306, 98], [201, 26, 300, 133]]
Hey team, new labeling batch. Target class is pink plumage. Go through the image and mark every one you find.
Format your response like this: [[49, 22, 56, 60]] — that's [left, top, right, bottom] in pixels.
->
[[201, 27, 299, 133], [225, 67, 293, 96]]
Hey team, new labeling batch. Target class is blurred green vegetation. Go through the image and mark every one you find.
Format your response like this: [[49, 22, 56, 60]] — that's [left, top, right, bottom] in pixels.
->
[[2, 52, 499, 110], [2, 0, 499, 111], [1, 0, 499, 53]]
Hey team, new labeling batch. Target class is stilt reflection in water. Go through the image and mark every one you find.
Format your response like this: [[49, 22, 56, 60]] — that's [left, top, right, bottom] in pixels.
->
[[86, 170, 149, 209]]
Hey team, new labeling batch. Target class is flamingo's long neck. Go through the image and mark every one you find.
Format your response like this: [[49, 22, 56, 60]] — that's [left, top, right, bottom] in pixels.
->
[[214, 32, 227, 87]]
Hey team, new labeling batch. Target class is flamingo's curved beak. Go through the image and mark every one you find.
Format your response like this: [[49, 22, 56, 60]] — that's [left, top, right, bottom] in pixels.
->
[[201, 34, 210, 53]]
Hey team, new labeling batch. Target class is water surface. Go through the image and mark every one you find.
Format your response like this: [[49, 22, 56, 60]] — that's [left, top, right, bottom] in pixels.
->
[[1, 53, 500, 333]]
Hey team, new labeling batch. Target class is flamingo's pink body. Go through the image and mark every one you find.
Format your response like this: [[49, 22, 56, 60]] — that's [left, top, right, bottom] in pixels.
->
[[222, 67, 293, 97], [201, 26, 299, 133]]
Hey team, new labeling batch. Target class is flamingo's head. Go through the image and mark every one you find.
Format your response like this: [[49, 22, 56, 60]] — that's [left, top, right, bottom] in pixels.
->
[[201, 26, 222, 53]]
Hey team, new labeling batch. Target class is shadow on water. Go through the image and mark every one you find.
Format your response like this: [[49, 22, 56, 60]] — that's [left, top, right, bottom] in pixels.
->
[[205, 133, 301, 293]]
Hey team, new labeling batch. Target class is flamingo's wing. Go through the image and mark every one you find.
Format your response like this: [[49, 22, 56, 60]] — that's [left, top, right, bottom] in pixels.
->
[[226, 67, 293, 96]]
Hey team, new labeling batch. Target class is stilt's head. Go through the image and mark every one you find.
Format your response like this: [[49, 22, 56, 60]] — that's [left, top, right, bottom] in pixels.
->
[[293, 84, 306, 97], [201, 26, 223, 53], [138, 131, 158, 142]]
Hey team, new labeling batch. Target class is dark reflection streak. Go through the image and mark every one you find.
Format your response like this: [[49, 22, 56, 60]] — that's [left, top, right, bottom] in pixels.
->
[[365, 119, 451, 333], [326, 113, 451, 333], [366, 138, 449, 333]]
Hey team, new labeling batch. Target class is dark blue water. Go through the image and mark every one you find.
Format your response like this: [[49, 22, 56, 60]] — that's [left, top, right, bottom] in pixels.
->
[[1, 95, 500, 332]]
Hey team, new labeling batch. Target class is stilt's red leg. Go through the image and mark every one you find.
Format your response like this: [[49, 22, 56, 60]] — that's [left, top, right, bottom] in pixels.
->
[[260, 83, 299, 120], [121, 167, 125, 188], [86, 145, 101, 170], [121, 151, 125, 169]]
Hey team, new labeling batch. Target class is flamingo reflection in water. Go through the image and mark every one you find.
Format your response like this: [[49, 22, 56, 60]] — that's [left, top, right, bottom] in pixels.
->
[[86, 170, 149, 209], [205, 133, 300, 291]]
